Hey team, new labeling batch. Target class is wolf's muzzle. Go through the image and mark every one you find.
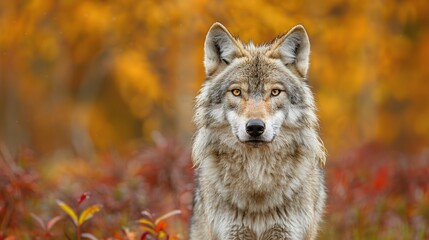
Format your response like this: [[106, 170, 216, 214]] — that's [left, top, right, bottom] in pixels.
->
[[246, 119, 265, 137]]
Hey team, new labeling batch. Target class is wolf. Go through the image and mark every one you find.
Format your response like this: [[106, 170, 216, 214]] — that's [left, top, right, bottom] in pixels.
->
[[190, 22, 326, 240]]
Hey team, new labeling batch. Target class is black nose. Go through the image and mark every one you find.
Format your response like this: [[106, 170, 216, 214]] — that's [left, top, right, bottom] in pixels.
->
[[246, 119, 265, 137]]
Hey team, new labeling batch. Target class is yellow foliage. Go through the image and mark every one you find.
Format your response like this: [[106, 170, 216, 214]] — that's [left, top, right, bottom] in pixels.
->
[[78, 204, 103, 225], [56, 200, 78, 226], [0, 0, 428, 155], [114, 51, 160, 118]]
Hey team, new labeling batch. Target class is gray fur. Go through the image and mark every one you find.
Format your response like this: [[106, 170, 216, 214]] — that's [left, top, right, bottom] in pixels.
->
[[191, 23, 326, 240]]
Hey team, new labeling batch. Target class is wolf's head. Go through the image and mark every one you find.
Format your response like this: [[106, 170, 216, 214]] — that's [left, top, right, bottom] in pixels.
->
[[195, 23, 320, 151]]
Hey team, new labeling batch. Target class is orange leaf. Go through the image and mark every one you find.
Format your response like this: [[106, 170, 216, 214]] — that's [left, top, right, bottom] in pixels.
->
[[155, 221, 167, 232]]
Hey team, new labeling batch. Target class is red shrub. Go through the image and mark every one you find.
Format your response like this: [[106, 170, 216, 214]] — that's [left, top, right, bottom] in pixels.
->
[[325, 142, 429, 239]]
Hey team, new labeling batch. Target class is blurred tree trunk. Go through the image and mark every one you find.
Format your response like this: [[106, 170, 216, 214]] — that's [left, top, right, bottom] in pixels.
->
[[174, 16, 198, 144]]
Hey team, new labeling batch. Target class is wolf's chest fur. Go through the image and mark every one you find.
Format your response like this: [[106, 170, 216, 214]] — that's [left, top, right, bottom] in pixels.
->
[[198, 144, 319, 239]]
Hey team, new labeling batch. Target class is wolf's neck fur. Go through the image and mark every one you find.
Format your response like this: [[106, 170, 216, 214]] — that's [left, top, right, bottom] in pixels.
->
[[196, 127, 321, 213]]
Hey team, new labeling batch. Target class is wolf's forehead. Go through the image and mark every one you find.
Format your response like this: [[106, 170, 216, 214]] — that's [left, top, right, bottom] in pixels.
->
[[236, 53, 282, 84]]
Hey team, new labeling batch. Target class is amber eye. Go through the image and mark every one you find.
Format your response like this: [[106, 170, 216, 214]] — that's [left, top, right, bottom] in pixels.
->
[[271, 89, 281, 96], [231, 89, 241, 96]]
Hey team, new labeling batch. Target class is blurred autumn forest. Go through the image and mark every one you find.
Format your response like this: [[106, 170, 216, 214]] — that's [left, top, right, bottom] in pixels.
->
[[1, 0, 429, 239]]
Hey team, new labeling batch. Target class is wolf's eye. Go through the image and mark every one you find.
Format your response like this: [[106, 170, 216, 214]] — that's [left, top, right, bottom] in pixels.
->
[[271, 89, 281, 96], [231, 89, 241, 96]]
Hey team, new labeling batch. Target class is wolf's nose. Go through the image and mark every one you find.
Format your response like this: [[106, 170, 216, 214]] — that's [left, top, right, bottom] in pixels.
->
[[246, 119, 265, 137]]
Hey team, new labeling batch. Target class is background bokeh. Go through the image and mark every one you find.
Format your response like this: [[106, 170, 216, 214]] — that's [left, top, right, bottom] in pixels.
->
[[1, 0, 429, 239]]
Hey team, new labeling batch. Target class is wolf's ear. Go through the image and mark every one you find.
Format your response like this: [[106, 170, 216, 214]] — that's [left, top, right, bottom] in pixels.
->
[[204, 22, 243, 77], [269, 25, 310, 77]]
